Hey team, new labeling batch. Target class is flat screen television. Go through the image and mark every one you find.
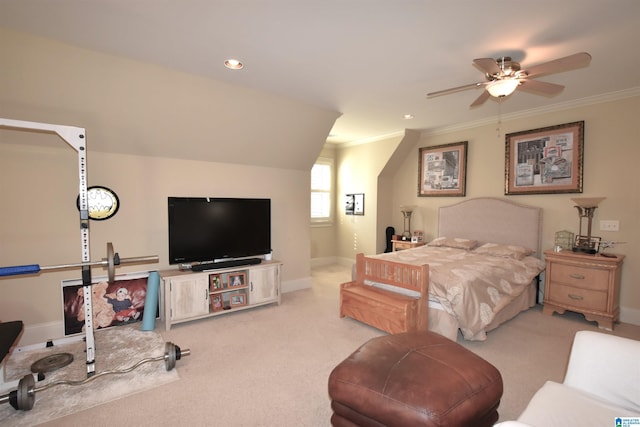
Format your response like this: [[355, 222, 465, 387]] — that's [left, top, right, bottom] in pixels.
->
[[168, 197, 271, 266]]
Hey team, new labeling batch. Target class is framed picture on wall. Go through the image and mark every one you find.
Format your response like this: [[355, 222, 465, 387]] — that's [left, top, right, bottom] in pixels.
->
[[505, 121, 584, 195], [418, 141, 467, 197], [345, 193, 365, 215], [345, 194, 355, 215]]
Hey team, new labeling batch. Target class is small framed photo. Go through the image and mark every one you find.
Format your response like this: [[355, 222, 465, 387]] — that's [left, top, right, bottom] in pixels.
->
[[211, 293, 224, 312], [574, 235, 601, 253], [412, 230, 424, 243], [228, 272, 246, 288], [229, 292, 247, 307], [209, 273, 223, 291]]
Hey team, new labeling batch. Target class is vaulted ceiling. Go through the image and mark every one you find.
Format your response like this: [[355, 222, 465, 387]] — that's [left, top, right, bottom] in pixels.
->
[[1, 1, 639, 150]]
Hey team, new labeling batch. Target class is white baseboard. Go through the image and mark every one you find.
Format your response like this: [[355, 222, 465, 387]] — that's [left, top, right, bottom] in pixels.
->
[[281, 277, 311, 293], [620, 306, 640, 326], [335, 257, 355, 267], [310, 256, 339, 268], [17, 321, 64, 347], [311, 256, 355, 268]]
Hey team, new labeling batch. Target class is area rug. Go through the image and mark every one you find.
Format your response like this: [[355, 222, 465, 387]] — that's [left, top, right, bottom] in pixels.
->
[[0, 325, 179, 426]]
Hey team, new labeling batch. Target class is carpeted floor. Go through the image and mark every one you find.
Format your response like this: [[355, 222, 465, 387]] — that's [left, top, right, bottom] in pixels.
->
[[2, 264, 638, 426], [0, 325, 179, 426]]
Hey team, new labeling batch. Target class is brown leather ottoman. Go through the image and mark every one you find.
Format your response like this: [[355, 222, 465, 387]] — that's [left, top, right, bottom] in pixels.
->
[[328, 331, 503, 427]]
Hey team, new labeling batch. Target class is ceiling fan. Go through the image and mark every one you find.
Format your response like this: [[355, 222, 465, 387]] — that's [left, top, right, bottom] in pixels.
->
[[427, 52, 592, 107]]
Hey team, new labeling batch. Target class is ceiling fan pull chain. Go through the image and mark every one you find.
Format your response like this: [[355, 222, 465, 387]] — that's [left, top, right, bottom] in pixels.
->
[[496, 98, 503, 139]]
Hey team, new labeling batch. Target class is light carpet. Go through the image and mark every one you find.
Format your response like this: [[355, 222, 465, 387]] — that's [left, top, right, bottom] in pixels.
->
[[0, 325, 179, 426]]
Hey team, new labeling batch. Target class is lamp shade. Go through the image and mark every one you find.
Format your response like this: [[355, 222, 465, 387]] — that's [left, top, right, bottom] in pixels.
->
[[571, 197, 605, 209], [486, 79, 519, 97]]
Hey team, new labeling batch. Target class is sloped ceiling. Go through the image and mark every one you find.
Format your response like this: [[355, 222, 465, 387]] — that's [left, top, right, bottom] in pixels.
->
[[1, 1, 640, 168]]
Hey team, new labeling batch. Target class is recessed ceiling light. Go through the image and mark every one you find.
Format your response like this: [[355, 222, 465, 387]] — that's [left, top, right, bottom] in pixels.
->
[[402, 114, 414, 120], [224, 59, 244, 70]]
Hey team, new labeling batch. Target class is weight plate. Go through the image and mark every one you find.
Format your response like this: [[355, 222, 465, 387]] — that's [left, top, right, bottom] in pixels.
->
[[17, 374, 35, 411], [165, 342, 176, 371], [107, 242, 115, 283], [31, 352, 74, 374]]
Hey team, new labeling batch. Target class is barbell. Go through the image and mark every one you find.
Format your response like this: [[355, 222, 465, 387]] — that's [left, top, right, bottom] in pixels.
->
[[0, 242, 158, 283], [0, 341, 190, 411]]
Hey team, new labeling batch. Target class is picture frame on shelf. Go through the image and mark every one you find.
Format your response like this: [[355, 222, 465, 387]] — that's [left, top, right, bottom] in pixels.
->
[[418, 141, 467, 197], [209, 273, 223, 291], [573, 235, 601, 254], [505, 121, 584, 195], [211, 293, 224, 312], [228, 272, 246, 288], [412, 230, 424, 243], [229, 292, 247, 307]]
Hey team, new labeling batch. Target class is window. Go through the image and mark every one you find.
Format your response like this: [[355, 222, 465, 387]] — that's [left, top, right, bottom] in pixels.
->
[[311, 158, 333, 223]]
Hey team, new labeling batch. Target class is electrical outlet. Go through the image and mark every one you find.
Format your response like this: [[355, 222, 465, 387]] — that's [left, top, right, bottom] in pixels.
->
[[599, 220, 620, 232]]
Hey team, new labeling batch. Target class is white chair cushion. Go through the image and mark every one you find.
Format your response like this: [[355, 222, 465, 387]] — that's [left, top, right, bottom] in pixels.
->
[[563, 331, 640, 412], [517, 381, 640, 427]]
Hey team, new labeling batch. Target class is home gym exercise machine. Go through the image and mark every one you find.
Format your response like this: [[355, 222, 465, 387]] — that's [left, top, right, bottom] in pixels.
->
[[0, 118, 190, 410]]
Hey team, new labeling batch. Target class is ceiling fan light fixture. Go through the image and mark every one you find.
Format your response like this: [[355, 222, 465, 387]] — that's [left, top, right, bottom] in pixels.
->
[[486, 79, 519, 98]]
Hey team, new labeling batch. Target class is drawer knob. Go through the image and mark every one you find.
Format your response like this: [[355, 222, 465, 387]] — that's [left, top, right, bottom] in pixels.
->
[[569, 273, 585, 280], [568, 294, 584, 301]]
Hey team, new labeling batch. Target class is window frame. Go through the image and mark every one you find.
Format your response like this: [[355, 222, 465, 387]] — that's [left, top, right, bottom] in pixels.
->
[[310, 157, 334, 225]]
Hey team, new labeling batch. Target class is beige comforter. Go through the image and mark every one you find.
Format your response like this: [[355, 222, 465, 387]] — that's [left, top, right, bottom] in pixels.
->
[[368, 246, 545, 340]]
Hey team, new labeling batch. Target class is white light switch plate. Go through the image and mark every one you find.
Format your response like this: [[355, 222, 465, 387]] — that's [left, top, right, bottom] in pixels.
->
[[599, 220, 620, 231]]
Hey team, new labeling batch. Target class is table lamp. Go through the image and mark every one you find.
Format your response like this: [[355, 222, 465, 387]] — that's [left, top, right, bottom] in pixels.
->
[[571, 197, 605, 254], [400, 205, 415, 241]]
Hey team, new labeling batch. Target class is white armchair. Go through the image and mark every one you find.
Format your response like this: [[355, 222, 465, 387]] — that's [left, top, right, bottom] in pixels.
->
[[496, 330, 640, 427]]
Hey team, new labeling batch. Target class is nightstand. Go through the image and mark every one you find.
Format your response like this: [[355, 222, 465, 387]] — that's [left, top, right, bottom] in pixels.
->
[[543, 249, 624, 330], [391, 239, 425, 252]]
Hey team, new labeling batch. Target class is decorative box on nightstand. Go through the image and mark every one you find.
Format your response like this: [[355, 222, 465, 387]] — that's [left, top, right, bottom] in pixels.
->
[[543, 249, 624, 330]]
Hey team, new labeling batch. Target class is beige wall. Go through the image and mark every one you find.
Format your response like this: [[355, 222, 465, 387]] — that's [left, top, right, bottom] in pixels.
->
[[0, 139, 312, 342], [334, 95, 639, 323], [0, 28, 337, 170], [334, 135, 404, 259]]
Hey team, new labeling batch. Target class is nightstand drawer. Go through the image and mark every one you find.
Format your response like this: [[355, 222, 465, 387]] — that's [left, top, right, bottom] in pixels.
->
[[549, 263, 609, 291], [548, 283, 607, 312]]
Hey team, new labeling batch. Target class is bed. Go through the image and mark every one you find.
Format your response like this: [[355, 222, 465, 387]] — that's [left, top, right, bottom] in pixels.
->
[[340, 197, 545, 341]]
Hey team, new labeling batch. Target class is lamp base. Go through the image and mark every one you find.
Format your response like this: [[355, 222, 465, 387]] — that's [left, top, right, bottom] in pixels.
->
[[572, 246, 597, 255]]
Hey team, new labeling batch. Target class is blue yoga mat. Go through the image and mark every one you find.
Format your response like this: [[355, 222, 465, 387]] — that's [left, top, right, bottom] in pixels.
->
[[141, 271, 160, 331]]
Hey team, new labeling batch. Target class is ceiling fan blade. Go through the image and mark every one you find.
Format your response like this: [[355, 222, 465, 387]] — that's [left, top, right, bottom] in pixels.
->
[[470, 90, 491, 107], [473, 58, 502, 75], [518, 79, 565, 95], [523, 52, 592, 78], [427, 82, 484, 98]]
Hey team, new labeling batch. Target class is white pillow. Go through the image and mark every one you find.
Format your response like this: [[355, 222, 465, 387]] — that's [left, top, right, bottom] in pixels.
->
[[473, 243, 533, 260], [428, 237, 478, 250]]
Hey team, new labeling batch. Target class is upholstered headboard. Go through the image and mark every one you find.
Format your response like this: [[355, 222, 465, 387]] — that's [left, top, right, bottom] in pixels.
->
[[438, 197, 542, 257]]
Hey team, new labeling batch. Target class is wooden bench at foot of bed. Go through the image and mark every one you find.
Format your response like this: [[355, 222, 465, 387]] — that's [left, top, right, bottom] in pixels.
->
[[340, 253, 429, 334]]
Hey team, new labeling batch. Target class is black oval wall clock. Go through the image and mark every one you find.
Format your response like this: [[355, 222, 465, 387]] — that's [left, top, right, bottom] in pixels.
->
[[76, 186, 120, 220]]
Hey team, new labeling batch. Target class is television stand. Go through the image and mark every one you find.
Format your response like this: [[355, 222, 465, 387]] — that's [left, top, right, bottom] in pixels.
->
[[160, 260, 282, 330], [191, 257, 261, 271]]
